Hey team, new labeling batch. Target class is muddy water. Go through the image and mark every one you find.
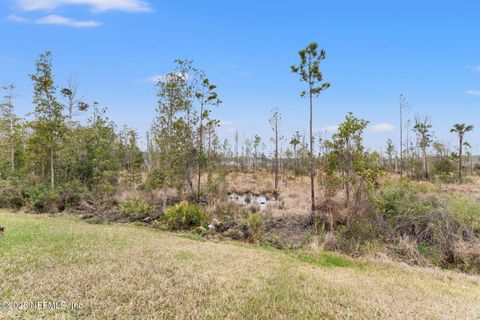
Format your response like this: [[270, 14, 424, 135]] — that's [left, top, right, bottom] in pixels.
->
[[228, 192, 277, 211]]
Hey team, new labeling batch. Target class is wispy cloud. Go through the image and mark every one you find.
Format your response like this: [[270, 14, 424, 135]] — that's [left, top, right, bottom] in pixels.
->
[[471, 66, 480, 72], [7, 14, 100, 27], [467, 90, 480, 96], [369, 123, 395, 133], [37, 15, 100, 27], [7, 14, 29, 22], [13, 0, 152, 13], [7, 0, 150, 27]]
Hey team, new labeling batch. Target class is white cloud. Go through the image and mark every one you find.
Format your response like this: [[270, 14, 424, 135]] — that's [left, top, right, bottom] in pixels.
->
[[7, 14, 30, 22], [36, 14, 100, 27], [7, 13, 100, 27], [14, 0, 152, 13], [467, 90, 480, 96], [369, 123, 395, 133], [471, 66, 480, 72]]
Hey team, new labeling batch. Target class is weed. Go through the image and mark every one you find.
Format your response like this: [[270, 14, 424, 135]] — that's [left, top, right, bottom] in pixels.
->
[[163, 201, 207, 230]]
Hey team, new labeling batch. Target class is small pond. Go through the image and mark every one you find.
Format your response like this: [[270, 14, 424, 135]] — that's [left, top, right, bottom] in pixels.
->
[[228, 192, 278, 211]]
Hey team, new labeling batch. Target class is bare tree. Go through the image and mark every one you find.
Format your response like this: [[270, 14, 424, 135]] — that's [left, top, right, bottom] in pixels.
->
[[269, 108, 281, 190], [235, 130, 239, 164], [399, 94, 409, 178]]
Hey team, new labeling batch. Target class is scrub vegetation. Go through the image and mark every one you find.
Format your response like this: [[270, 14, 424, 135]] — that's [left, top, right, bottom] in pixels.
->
[[1, 44, 480, 318]]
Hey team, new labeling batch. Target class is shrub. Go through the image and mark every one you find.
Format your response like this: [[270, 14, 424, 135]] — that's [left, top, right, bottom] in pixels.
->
[[390, 235, 427, 265], [335, 213, 381, 253], [57, 181, 89, 210], [214, 201, 243, 218], [245, 212, 263, 240], [432, 158, 455, 178], [0, 185, 23, 209], [144, 170, 167, 189], [22, 186, 57, 213], [211, 201, 244, 231], [474, 163, 480, 175], [446, 196, 480, 232], [454, 240, 480, 273], [369, 182, 480, 269], [94, 182, 117, 207], [373, 182, 437, 219], [163, 201, 207, 230], [120, 197, 154, 216], [205, 172, 229, 202]]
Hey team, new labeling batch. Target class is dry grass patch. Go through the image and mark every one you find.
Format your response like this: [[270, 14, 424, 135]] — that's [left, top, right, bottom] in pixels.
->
[[0, 211, 479, 319], [227, 172, 312, 216]]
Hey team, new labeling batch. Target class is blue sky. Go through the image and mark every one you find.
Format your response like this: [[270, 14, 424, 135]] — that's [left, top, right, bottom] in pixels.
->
[[1, 0, 480, 153]]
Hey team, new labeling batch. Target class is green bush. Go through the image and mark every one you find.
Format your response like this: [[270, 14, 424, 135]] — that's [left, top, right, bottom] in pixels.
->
[[432, 158, 455, 178], [144, 170, 167, 189], [373, 182, 437, 219], [163, 201, 207, 230], [0, 186, 23, 209], [22, 186, 57, 212], [369, 182, 480, 269], [120, 197, 154, 216], [374, 183, 480, 234], [446, 196, 480, 231], [245, 212, 263, 240], [58, 181, 89, 210]]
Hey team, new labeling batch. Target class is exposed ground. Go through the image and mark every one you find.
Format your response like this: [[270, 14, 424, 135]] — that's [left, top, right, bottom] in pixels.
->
[[1, 211, 479, 319]]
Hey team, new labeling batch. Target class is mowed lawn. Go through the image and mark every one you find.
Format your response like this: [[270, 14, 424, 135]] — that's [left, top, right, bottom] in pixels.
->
[[0, 212, 479, 319]]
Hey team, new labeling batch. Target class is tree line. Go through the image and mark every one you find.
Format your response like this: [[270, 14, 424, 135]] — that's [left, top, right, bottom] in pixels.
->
[[387, 96, 474, 183], [0, 47, 475, 215]]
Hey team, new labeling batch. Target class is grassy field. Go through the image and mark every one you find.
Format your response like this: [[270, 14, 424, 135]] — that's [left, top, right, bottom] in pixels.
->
[[1, 211, 480, 319]]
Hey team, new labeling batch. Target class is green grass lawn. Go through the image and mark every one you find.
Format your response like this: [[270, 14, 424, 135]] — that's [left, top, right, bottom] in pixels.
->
[[1, 211, 479, 319]]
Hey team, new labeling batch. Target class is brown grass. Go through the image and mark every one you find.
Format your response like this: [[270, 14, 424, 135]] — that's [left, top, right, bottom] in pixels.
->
[[227, 171, 313, 216], [1, 211, 479, 319]]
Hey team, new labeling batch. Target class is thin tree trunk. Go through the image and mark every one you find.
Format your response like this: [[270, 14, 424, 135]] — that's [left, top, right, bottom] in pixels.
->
[[11, 145, 14, 174], [354, 179, 364, 205], [309, 89, 315, 215], [68, 96, 73, 121], [400, 103, 403, 178], [50, 147, 55, 190], [423, 150, 428, 179], [274, 118, 279, 190], [10, 117, 14, 175], [197, 103, 204, 199], [294, 145, 298, 172], [459, 136, 463, 181], [345, 163, 350, 208]]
